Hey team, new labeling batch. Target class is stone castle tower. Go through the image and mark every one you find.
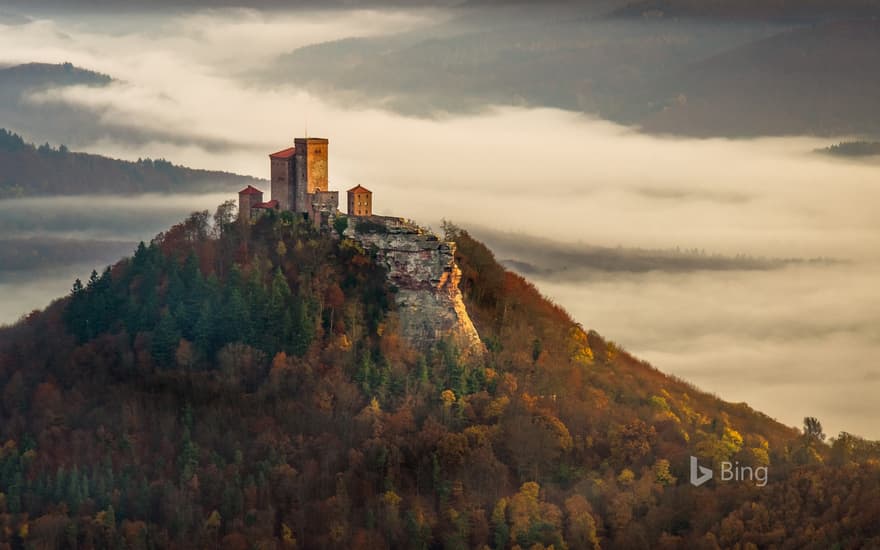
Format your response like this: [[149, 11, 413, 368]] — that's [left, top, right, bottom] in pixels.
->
[[270, 138, 331, 213], [347, 185, 372, 217], [237, 185, 263, 224]]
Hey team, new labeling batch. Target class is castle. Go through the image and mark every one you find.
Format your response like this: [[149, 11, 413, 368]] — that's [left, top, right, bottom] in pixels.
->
[[240, 137, 484, 357], [238, 137, 372, 225]]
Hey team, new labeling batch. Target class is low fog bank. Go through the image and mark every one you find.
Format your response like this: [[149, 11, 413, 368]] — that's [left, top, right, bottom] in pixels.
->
[[0, 262, 117, 326], [526, 262, 880, 439], [0, 193, 236, 241], [0, 237, 135, 271], [0, 193, 236, 324], [467, 225, 835, 279]]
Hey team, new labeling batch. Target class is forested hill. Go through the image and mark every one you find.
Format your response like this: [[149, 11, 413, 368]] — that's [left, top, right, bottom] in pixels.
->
[[0, 129, 262, 198], [0, 62, 110, 96], [0, 208, 879, 548]]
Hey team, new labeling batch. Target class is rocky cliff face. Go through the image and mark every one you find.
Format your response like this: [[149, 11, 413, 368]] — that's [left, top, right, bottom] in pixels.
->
[[345, 216, 485, 359]]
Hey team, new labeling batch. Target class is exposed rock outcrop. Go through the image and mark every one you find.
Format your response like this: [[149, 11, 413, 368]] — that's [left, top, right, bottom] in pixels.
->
[[345, 216, 485, 359]]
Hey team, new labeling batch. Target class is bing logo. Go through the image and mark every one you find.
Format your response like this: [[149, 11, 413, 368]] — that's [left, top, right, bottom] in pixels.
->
[[690, 456, 713, 486], [689, 455, 768, 487]]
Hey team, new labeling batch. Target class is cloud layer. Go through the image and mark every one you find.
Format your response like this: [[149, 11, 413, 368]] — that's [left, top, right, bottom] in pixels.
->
[[532, 263, 880, 439]]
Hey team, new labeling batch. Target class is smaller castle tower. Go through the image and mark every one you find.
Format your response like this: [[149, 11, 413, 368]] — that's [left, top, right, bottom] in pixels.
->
[[347, 185, 372, 217], [238, 185, 263, 223]]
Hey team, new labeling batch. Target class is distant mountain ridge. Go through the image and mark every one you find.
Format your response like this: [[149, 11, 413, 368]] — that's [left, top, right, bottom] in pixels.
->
[[0, 62, 244, 153], [638, 19, 880, 137], [0, 62, 116, 150], [0, 128, 263, 198], [818, 140, 880, 158], [613, 0, 880, 21], [262, 10, 880, 139], [0, 62, 111, 90]]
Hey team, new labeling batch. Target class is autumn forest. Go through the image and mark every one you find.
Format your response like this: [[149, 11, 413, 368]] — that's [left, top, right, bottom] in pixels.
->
[[0, 206, 878, 549]]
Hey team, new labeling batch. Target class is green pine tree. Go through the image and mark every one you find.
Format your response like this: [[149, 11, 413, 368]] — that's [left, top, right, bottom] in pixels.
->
[[194, 301, 215, 357], [152, 312, 180, 368]]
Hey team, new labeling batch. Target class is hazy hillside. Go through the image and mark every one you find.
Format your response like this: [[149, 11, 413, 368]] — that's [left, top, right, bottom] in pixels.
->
[[0, 129, 262, 198], [819, 140, 880, 157], [0, 62, 110, 96], [613, 0, 880, 20], [638, 20, 880, 137], [8, 19, 880, 150], [0, 62, 244, 153], [264, 17, 781, 120], [0, 208, 878, 547], [0, 63, 117, 149], [261, 10, 880, 138]]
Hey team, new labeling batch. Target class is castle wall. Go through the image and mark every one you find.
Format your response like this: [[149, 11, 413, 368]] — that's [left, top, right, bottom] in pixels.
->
[[310, 190, 339, 211], [293, 148, 309, 214], [270, 158, 293, 211], [308, 190, 339, 227], [238, 196, 251, 223], [239, 194, 249, 223]]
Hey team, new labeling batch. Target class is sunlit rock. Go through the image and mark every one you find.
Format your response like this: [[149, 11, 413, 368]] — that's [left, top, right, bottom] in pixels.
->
[[345, 216, 484, 359]]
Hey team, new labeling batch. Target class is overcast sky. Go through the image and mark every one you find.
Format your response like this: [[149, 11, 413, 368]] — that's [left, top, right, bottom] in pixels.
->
[[1, 6, 879, 438]]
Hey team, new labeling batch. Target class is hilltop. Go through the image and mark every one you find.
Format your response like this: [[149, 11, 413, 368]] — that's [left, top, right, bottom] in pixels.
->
[[0, 129, 262, 198], [0, 208, 879, 548]]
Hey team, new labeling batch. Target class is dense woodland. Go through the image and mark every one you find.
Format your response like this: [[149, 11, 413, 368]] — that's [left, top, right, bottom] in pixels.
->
[[1, 206, 879, 549], [0, 130, 260, 198]]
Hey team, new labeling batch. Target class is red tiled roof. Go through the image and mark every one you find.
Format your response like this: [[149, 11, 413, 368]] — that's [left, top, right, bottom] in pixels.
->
[[239, 185, 263, 195], [347, 184, 371, 194], [253, 199, 279, 209], [269, 147, 296, 159]]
